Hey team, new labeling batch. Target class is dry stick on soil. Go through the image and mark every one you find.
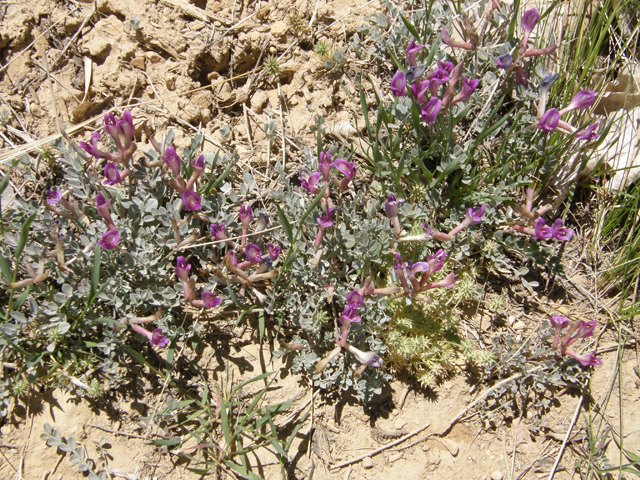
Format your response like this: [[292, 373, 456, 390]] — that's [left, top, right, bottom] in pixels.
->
[[277, 82, 286, 170], [330, 367, 544, 470], [42, 47, 62, 135], [546, 392, 585, 480], [245, 108, 303, 152]]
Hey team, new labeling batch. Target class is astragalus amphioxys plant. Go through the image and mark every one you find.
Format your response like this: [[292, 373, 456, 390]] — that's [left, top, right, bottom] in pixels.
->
[[0, 110, 281, 401]]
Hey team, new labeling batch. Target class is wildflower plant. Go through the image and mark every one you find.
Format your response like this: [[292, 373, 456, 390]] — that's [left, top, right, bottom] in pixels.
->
[[0, 111, 280, 405]]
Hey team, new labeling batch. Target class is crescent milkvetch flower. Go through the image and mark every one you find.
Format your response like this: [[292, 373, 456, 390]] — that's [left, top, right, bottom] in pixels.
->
[[300, 172, 321, 194], [534, 218, 554, 241], [406, 40, 424, 66], [550, 315, 569, 349], [266, 243, 281, 260], [175, 256, 191, 282], [420, 98, 441, 125], [46, 190, 62, 205], [575, 124, 599, 141], [245, 244, 263, 263], [452, 77, 479, 105], [103, 163, 122, 185], [559, 90, 595, 116], [551, 317, 602, 367], [201, 291, 222, 308], [390, 71, 407, 97], [537, 109, 560, 132], [520, 8, 540, 52], [131, 324, 169, 348], [552, 219, 573, 241], [182, 190, 202, 211], [318, 151, 334, 182], [163, 147, 182, 177], [98, 230, 120, 250], [334, 158, 356, 191]]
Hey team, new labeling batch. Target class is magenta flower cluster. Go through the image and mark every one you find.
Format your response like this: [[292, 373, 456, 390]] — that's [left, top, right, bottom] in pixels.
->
[[536, 89, 598, 140], [549, 316, 601, 366], [299, 150, 356, 250], [390, 41, 479, 125], [80, 112, 137, 186], [513, 189, 574, 242]]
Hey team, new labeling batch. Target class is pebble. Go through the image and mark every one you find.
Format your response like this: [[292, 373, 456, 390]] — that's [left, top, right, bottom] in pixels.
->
[[394, 418, 407, 429], [490, 470, 503, 480], [362, 456, 373, 469]]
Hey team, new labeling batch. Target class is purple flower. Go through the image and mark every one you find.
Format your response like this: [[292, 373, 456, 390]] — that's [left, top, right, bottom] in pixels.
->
[[346, 291, 364, 310], [192, 155, 205, 174], [563, 320, 596, 348], [534, 218, 554, 240], [552, 219, 573, 241], [318, 151, 333, 182], [465, 205, 485, 225], [266, 243, 281, 260], [431, 271, 458, 289], [576, 125, 599, 141], [390, 71, 407, 97], [408, 262, 429, 279], [550, 315, 569, 349], [497, 54, 513, 70], [300, 172, 321, 193], [201, 291, 222, 308], [46, 190, 62, 205], [245, 244, 263, 263], [339, 307, 361, 324], [239, 205, 253, 230], [317, 208, 335, 229], [103, 163, 122, 185], [182, 190, 202, 211], [210, 223, 227, 241], [438, 61, 454, 76], [163, 147, 182, 177], [427, 249, 447, 274], [104, 112, 135, 160], [384, 194, 405, 218], [334, 159, 356, 190], [151, 329, 170, 347], [453, 77, 479, 104], [420, 97, 441, 125], [98, 230, 120, 250], [406, 40, 424, 66], [550, 315, 569, 330], [565, 350, 602, 367], [95, 194, 112, 220], [175, 256, 191, 282], [411, 80, 431, 105], [79, 132, 106, 159], [521, 9, 540, 37], [537, 109, 560, 132], [132, 324, 169, 348], [565, 90, 596, 112]]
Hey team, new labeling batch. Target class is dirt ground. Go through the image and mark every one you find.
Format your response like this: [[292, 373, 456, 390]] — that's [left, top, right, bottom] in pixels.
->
[[1, 0, 639, 479]]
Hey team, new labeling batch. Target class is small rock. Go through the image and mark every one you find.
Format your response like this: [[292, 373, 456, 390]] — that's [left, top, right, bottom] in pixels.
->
[[131, 57, 146, 70], [145, 51, 163, 63], [490, 470, 503, 480], [442, 438, 459, 456], [270, 21, 288, 40], [84, 37, 112, 60], [394, 418, 407, 430], [362, 456, 373, 469], [513, 320, 526, 331]]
